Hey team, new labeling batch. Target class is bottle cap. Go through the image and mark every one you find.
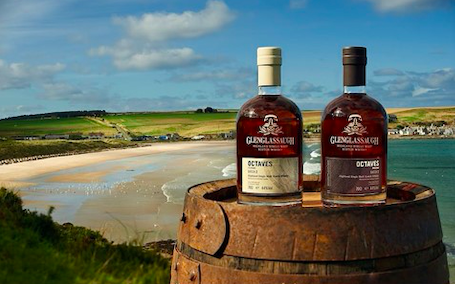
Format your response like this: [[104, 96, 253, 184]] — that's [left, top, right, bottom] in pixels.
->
[[343, 46, 367, 65], [343, 46, 367, 86], [257, 47, 281, 86], [257, 47, 282, 66]]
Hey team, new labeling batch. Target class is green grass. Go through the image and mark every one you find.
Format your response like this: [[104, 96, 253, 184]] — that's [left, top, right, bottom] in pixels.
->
[[0, 139, 135, 161], [391, 107, 455, 124], [0, 117, 116, 137], [104, 112, 237, 136], [1, 107, 454, 140], [0, 188, 170, 284]]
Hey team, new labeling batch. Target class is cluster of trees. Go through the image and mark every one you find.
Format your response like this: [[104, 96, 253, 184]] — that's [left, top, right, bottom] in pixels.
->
[[195, 107, 218, 113]]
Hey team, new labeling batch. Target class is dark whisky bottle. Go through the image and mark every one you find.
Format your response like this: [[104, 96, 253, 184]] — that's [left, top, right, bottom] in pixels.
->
[[236, 47, 303, 205], [321, 47, 387, 206]]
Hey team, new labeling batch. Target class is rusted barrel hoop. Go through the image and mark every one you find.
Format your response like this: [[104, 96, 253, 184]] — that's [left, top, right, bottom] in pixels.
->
[[176, 240, 446, 275]]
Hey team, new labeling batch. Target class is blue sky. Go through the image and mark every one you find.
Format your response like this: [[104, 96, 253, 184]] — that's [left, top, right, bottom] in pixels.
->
[[0, 0, 454, 118]]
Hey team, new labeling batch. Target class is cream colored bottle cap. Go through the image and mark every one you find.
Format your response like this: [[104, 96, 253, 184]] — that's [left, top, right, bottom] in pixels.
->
[[257, 47, 281, 86]]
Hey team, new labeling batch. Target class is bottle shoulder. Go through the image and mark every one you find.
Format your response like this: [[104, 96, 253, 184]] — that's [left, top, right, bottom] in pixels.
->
[[238, 95, 302, 120], [322, 93, 387, 120]]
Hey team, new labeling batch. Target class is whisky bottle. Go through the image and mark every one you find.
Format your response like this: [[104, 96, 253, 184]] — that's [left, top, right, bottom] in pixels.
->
[[321, 46, 387, 206], [236, 47, 303, 205]]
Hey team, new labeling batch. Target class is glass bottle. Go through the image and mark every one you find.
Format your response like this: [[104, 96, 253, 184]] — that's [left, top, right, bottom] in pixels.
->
[[321, 46, 387, 206], [236, 47, 303, 205]]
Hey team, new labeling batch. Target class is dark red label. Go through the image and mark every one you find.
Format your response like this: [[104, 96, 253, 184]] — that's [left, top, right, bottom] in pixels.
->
[[325, 157, 382, 195]]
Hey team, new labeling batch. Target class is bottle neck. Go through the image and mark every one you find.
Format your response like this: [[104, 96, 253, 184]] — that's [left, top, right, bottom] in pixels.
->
[[258, 85, 282, 96], [344, 85, 365, 94]]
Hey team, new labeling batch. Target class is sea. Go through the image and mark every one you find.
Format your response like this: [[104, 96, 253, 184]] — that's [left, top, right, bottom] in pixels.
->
[[18, 139, 455, 279]]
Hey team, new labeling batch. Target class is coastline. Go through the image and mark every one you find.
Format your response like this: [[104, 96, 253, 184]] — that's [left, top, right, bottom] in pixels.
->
[[0, 140, 234, 188], [1, 135, 453, 167], [0, 140, 236, 243]]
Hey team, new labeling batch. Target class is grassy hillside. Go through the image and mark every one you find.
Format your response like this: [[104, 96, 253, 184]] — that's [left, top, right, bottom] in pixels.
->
[[0, 117, 116, 137], [389, 107, 455, 124], [0, 188, 170, 284], [105, 112, 237, 136], [0, 107, 453, 139]]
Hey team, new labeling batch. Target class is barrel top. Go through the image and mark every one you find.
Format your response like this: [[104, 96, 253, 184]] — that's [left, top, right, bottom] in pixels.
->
[[190, 175, 435, 207], [179, 176, 442, 262]]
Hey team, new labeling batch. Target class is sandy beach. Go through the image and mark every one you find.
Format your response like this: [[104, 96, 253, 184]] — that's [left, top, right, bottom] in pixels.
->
[[0, 141, 233, 188], [0, 141, 236, 243]]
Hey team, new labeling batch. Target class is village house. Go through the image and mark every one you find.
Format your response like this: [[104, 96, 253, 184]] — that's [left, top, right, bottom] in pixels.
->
[[191, 135, 205, 140], [399, 126, 414, 136], [219, 130, 235, 140], [166, 133, 181, 141], [388, 129, 399, 135], [13, 136, 41, 140], [44, 134, 70, 140], [88, 132, 104, 139]]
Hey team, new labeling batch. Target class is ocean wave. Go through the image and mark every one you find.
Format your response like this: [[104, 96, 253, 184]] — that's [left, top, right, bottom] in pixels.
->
[[445, 242, 455, 258], [222, 163, 236, 177], [303, 161, 321, 175], [310, 149, 321, 158], [160, 182, 186, 204]]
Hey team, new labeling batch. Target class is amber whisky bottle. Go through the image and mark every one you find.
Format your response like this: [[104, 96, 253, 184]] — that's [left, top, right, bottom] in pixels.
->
[[236, 47, 303, 205], [321, 47, 387, 206]]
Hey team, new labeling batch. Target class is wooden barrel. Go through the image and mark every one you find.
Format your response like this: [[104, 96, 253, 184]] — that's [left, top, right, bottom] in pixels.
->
[[171, 176, 449, 284]]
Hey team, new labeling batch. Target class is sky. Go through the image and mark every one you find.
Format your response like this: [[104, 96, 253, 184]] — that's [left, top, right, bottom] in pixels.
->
[[0, 0, 454, 118]]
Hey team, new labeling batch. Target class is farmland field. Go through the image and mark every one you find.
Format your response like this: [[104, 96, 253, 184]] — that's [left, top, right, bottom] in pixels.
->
[[104, 112, 237, 136], [0, 107, 454, 139], [0, 117, 116, 137]]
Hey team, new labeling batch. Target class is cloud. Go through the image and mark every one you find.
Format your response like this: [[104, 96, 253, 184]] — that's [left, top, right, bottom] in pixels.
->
[[361, 0, 452, 13], [169, 68, 253, 82], [215, 78, 256, 100], [39, 82, 113, 104], [290, 81, 324, 96], [289, 0, 307, 9], [113, 1, 235, 42], [369, 68, 455, 106], [0, 59, 65, 90], [373, 68, 404, 76], [90, 1, 235, 71], [117, 95, 228, 112], [0, 104, 46, 118], [91, 45, 203, 70]]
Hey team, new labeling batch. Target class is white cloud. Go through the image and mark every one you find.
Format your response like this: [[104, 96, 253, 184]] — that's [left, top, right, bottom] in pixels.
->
[[113, 0, 235, 42], [39, 82, 113, 104], [289, 0, 307, 9], [0, 59, 65, 90], [369, 68, 455, 106], [412, 87, 436, 97], [90, 1, 235, 71], [92, 46, 202, 70], [361, 0, 452, 13]]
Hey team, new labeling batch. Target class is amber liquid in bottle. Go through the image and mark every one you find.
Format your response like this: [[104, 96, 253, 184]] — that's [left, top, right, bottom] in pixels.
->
[[321, 47, 387, 206], [236, 47, 303, 205]]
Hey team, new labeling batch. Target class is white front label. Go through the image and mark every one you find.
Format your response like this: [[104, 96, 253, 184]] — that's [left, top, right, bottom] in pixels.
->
[[242, 157, 299, 194]]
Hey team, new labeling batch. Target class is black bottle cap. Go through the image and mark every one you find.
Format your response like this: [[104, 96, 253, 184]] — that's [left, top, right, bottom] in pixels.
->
[[343, 46, 367, 65], [343, 46, 367, 86]]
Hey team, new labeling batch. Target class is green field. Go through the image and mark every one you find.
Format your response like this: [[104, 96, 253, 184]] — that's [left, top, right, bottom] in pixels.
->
[[105, 112, 237, 136], [0, 117, 116, 137], [389, 107, 455, 124], [0, 107, 454, 139]]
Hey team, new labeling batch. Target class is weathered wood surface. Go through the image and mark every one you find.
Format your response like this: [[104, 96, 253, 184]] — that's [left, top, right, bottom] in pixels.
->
[[171, 176, 449, 284]]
